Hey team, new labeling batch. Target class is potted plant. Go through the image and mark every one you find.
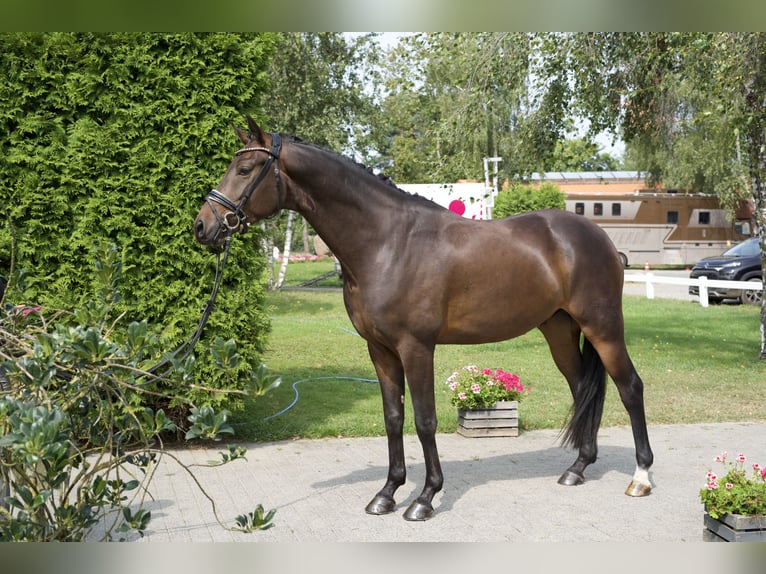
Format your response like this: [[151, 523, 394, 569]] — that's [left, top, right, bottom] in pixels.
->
[[445, 365, 527, 437], [700, 451, 766, 541]]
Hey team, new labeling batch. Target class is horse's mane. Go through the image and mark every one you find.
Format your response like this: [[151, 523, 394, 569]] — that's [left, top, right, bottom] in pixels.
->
[[284, 134, 443, 210]]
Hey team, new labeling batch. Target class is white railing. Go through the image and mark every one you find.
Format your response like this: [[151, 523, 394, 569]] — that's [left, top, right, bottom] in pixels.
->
[[624, 272, 763, 308]]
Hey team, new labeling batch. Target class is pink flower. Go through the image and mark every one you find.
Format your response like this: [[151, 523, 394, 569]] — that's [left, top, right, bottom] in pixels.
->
[[738, 453, 746, 463], [447, 365, 526, 408], [753, 463, 761, 471], [725, 483, 733, 490], [707, 482, 719, 490], [20, 305, 41, 316], [503, 380, 521, 392], [761, 468, 766, 479], [493, 370, 523, 393]]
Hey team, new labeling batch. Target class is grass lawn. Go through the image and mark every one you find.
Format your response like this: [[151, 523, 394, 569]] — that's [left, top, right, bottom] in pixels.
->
[[230, 259, 766, 442]]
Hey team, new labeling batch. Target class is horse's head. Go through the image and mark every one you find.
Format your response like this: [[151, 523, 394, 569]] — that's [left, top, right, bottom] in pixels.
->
[[194, 116, 284, 247]]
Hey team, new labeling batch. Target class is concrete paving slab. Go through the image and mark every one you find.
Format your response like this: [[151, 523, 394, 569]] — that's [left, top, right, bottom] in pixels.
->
[[131, 421, 766, 542]]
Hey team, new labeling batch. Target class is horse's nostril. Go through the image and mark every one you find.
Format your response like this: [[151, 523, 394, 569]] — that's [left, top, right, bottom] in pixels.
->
[[194, 219, 204, 238]]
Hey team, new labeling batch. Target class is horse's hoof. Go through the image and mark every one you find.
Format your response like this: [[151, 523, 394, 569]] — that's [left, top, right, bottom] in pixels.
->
[[557, 469, 585, 486], [403, 500, 434, 521], [365, 494, 396, 515], [625, 480, 652, 497]]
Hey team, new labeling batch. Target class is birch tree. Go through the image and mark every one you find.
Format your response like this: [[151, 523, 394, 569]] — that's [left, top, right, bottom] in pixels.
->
[[259, 32, 381, 289]]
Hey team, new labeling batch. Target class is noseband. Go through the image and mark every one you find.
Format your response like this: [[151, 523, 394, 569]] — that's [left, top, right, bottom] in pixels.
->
[[205, 132, 283, 239]]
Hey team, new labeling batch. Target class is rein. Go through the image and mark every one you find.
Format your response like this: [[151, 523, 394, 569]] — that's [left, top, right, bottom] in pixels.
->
[[205, 133, 282, 240], [147, 234, 233, 376]]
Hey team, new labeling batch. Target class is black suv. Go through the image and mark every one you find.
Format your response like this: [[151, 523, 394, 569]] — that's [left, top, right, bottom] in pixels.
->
[[689, 237, 763, 305]]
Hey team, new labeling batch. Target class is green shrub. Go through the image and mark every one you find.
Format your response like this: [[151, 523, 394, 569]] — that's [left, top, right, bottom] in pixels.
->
[[493, 181, 566, 218], [0, 248, 276, 541], [0, 33, 277, 410]]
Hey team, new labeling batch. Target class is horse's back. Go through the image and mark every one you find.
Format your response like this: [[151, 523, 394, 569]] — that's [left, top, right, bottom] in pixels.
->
[[493, 209, 623, 278], [431, 207, 624, 301]]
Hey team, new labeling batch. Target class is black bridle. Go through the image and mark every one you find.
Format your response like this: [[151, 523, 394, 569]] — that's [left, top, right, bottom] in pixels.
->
[[205, 132, 283, 240]]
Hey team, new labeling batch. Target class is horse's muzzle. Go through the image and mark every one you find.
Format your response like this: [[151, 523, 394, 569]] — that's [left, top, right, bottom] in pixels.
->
[[194, 218, 224, 246]]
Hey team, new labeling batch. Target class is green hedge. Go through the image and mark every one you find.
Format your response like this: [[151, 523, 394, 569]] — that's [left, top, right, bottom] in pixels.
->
[[0, 33, 277, 409], [493, 181, 566, 218]]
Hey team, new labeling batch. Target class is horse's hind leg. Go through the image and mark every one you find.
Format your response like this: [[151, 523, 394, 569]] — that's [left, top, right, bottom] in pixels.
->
[[588, 336, 654, 496], [364, 342, 407, 515], [539, 311, 604, 486]]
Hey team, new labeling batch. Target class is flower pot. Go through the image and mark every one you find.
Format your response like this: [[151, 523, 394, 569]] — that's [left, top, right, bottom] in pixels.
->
[[703, 512, 766, 542], [456, 400, 519, 438]]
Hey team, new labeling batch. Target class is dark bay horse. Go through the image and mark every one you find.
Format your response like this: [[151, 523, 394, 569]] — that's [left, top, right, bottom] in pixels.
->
[[194, 117, 654, 521]]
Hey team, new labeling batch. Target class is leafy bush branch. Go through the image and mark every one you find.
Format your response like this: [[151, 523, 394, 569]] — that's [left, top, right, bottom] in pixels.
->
[[0, 246, 277, 541]]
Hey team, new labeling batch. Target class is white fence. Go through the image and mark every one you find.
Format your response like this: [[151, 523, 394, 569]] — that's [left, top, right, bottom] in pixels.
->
[[624, 272, 763, 308]]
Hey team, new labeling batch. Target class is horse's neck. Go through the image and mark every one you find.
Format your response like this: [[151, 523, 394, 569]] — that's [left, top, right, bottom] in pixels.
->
[[285, 145, 410, 275]]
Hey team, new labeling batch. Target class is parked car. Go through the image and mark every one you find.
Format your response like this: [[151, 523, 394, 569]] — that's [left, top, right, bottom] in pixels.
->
[[688, 237, 763, 305]]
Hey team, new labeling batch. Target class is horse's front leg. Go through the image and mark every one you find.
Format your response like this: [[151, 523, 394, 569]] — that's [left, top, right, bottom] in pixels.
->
[[400, 341, 442, 521], [364, 342, 407, 516]]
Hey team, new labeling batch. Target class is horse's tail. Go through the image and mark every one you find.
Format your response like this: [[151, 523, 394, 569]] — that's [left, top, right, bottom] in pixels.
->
[[561, 337, 606, 449]]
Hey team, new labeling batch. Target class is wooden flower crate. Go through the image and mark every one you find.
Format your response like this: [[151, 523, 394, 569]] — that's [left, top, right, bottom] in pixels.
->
[[456, 400, 519, 438], [703, 512, 766, 542]]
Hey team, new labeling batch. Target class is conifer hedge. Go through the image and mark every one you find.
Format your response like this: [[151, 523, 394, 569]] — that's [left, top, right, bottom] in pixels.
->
[[0, 32, 277, 409]]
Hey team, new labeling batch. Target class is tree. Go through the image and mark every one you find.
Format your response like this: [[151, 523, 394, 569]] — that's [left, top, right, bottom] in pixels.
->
[[549, 138, 621, 171], [375, 33, 536, 183], [722, 33, 766, 358], [493, 182, 566, 219], [262, 32, 381, 155], [0, 33, 277, 408], [374, 33, 626, 184], [257, 33, 382, 287], [536, 32, 766, 358], [542, 33, 745, 195]]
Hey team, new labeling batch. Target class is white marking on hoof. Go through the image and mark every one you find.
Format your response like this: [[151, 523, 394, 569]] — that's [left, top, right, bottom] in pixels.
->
[[632, 466, 651, 487], [625, 466, 652, 496]]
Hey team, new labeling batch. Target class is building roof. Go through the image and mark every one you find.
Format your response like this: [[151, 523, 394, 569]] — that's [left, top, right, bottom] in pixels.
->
[[530, 171, 645, 182], [528, 171, 650, 195]]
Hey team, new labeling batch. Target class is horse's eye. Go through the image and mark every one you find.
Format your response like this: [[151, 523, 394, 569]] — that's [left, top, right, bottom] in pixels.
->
[[237, 166, 253, 176]]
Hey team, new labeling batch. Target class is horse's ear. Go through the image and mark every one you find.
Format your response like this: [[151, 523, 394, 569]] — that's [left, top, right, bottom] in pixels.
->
[[232, 123, 250, 145], [245, 114, 266, 144]]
